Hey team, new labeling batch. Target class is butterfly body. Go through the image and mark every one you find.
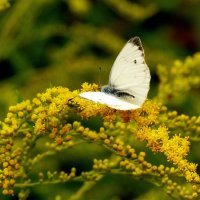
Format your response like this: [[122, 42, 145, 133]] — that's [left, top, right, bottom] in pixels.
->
[[80, 37, 151, 110], [101, 85, 135, 99]]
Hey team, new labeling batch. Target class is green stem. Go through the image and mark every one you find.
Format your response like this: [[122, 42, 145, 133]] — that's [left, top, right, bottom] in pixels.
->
[[15, 177, 82, 188]]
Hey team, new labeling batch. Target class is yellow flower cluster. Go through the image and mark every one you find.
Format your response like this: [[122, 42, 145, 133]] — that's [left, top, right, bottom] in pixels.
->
[[157, 52, 200, 103], [135, 111, 200, 185], [0, 82, 199, 199], [158, 108, 200, 139], [119, 100, 160, 125], [0, 86, 78, 195]]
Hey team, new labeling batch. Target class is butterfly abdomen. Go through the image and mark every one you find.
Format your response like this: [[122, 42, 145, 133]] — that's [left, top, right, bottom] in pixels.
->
[[101, 85, 135, 99], [115, 91, 135, 99]]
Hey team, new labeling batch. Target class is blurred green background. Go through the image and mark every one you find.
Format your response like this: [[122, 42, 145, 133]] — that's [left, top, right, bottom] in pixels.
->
[[0, 0, 200, 199], [0, 0, 200, 118]]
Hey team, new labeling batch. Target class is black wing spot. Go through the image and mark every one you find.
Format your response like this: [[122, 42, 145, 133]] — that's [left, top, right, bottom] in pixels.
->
[[134, 59, 137, 64], [129, 37, 144, 52]]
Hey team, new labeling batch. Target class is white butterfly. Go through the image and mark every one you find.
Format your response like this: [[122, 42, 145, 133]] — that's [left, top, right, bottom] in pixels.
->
[[79, 37, 151, 110]]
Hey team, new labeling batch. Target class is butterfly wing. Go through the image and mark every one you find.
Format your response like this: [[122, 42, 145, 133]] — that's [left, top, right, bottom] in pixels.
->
[[109, 37, 150, 106], [79, 92, 140, 110]]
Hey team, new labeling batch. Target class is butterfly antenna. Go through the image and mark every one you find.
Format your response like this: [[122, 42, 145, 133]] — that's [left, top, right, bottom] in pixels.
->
[[98, 66, 102, 90]]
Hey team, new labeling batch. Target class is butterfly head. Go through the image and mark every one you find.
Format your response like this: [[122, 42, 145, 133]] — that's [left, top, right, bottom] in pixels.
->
[[101, 85, 112, 93]]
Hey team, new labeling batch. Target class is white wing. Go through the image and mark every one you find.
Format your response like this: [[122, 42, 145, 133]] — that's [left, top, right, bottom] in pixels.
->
[[80, 92, 140, 110], [109, 37, 150, 106]]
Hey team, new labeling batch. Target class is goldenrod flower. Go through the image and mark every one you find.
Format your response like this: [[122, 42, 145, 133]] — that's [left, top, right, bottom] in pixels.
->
[[0, 80, 199, 199]]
